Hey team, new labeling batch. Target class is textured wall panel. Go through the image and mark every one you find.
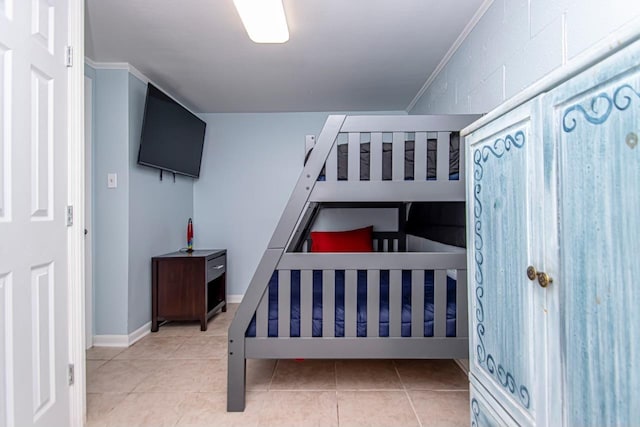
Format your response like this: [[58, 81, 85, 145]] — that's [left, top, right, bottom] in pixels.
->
[[30, 67, 53, 220], [504, 18, 563, 99], [31, 262, 55, 420], [409, 0, 640, 116], [0, 272, 12, 427], [31, 0, 54, 54]]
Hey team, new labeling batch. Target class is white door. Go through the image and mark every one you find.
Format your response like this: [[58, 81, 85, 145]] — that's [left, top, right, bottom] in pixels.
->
[[0, 0, 70, 426]]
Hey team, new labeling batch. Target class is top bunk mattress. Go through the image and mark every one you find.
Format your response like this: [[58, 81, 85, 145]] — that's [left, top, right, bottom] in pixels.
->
[[318, 133, 461, 181]]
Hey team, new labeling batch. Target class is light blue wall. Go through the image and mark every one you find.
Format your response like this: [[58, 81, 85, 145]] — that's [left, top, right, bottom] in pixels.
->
[[311, 208, 397, 232], [409, 0, 640, 114], [90, 68, 195, 335], [93, 69, 130, 335], [127, 74, 194, 334], [194, 111, 404, 297]]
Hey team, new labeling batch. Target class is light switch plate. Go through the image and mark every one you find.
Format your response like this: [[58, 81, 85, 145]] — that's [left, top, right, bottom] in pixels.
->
[[107, 173, 117, 188]]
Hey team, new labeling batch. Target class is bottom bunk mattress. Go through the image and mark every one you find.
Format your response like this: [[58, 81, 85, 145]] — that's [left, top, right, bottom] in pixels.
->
[[246, 270, 457, 338]]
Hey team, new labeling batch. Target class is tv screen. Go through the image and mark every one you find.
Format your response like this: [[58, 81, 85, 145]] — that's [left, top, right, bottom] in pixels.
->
[[138, 83, 206, 178]]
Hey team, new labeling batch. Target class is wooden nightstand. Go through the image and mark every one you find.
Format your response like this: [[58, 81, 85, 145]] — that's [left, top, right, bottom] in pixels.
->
[[151, 249, 226, 332]]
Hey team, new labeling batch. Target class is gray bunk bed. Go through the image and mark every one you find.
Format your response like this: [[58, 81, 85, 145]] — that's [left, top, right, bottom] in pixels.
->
[[227, 114, 480, 411]]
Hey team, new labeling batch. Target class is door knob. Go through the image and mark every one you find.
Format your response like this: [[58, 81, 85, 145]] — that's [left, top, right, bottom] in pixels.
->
[[526, 266, 553, 288]]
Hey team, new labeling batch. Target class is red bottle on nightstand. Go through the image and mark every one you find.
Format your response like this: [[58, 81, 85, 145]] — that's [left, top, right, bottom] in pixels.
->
[[187, 218, 194, 252]]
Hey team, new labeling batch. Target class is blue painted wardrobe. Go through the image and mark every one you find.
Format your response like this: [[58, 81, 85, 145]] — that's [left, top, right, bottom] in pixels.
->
[[463, 28, 640, 426]]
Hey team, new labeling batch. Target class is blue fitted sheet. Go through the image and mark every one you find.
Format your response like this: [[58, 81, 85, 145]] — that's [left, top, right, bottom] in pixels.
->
[[317, 173, 459, 182], [246, 270, 457, 338]]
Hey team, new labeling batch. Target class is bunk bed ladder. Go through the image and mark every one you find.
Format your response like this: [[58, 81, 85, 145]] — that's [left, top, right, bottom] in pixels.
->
[[227, 115, 346, 412]]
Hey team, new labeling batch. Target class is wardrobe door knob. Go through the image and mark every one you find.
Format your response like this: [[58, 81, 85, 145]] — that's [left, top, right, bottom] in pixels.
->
[[536, 272, 553, 288], [527, 266, 553, 288]]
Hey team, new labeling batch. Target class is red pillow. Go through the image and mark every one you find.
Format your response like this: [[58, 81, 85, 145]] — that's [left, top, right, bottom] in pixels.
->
[[310, 226, 373, 252]]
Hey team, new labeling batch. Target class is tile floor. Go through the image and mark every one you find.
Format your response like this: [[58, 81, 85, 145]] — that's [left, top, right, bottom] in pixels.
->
[[87, 304, 470, 427]]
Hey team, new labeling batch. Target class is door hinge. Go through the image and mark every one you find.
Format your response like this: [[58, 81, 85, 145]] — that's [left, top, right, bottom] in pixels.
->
[[66, 205, 73, 227], [68, 364, 74, 386], [65, 46, 73, 67]]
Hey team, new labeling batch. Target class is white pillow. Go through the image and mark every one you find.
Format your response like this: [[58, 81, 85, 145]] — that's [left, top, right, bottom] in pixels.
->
[[406, 235, 464, 280], [406, 235, 466, 253]]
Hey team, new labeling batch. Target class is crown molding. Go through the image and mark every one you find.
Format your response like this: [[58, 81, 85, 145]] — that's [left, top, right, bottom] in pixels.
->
[[83, 57, 199, 113], [406, 0, 495, 112], [84, 57, 149, 85]]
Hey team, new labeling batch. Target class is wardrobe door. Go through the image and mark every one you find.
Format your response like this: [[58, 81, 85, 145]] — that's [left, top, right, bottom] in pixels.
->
[[547, 38, 640, 427], [465, 97, 550, 427]]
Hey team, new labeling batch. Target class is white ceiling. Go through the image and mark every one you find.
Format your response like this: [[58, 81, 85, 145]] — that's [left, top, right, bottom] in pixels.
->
[[85, 0, 486, 113]]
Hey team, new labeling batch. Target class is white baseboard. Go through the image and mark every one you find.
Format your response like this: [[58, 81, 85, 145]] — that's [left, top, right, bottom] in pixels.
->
[[128, 321, 151, 345], [92, 334, 128, 347], [92, 321, 151, 348], [228, 294, 243, 304], [454, 358, 469, 374]]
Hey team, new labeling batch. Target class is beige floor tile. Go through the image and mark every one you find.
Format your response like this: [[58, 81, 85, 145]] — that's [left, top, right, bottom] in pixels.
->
[[172, 336, 228, 359], [176, 391, 265, 427], [394, 360, 468, 390], [198, 358, 229, 392], [153, 321, 201, 337], [135, 335, 188, 346], [337, 391, 420, 427], [86, 346, 125, 361], [86, 360, 107, 376], [246, 359, 277, 391], [217, 305, 238, 317], [258, 391, 338, 427], [336, 360, 403, 390], [133, 359, 226, 393], [105, 392, 187, 427], [87, 360, 153, 393], [85, 303, 466, 427], [133, 360, 204, 393], [217, 303, 238, 318], [183, 334, 227, 346], [113, 336, 185, 360], [202, 315, 232, 336], [86, 392, 128, 427], [270, 360, 336, 390], [409, 390, 470, 427]]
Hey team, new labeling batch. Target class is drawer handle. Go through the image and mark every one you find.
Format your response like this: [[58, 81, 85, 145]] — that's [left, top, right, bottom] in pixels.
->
[[212, 265, 224, 270]]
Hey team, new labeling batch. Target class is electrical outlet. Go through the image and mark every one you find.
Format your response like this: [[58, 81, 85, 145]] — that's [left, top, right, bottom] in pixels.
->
[[107, 173, 117, 188]]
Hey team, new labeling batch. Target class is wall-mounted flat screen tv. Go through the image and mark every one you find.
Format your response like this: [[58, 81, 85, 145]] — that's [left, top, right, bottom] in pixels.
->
[[138, 83, 206, 178]]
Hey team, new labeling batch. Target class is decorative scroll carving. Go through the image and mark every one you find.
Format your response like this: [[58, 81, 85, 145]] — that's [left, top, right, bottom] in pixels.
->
[[471, 398, 480, 427], [563, 84, 640, 132]]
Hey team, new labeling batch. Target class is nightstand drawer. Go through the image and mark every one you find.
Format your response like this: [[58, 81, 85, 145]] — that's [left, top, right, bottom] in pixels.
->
[[207, 255, 226, 282]]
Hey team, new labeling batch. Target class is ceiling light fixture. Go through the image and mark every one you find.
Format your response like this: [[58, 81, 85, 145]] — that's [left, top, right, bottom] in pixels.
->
[[233, 0, 289, 44]]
